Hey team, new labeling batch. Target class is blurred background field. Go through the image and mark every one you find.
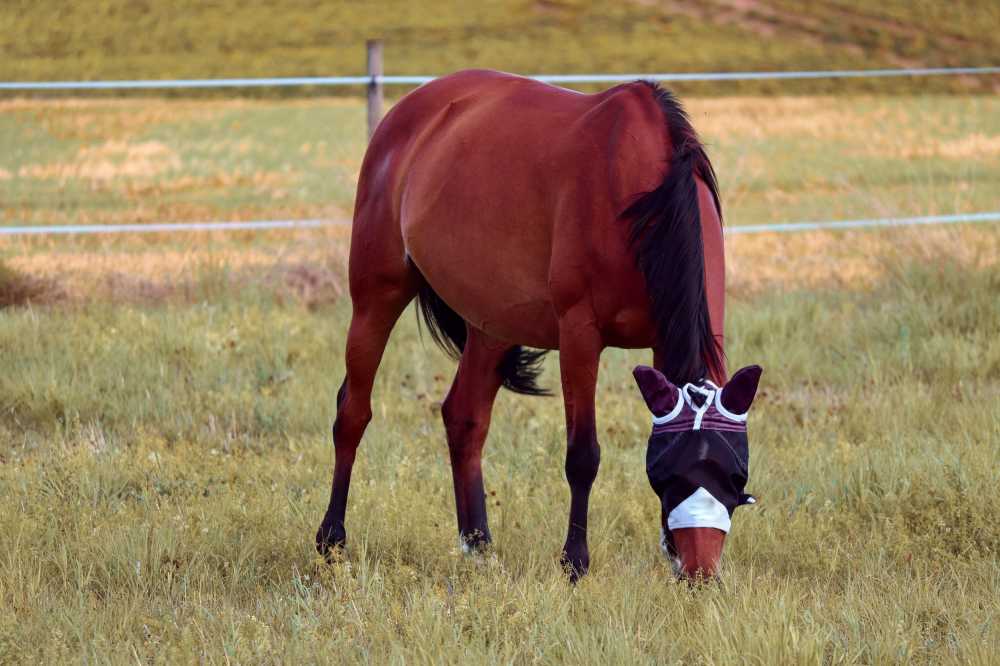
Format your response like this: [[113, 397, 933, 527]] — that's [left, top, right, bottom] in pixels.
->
[[2, 1, 1000, 663], [1, 94, 997, 231], [2, 90, 998, 309], [2, 0, 999, 95]]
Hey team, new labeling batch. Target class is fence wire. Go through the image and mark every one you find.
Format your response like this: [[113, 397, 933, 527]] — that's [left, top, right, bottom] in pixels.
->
[[3, 212, 999, 237], [2, 66, 999, 90]]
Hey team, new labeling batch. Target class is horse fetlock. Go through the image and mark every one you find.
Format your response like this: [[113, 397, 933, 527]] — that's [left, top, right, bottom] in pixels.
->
[[559, 544, 590, 583], [315, 520, 347, 559], [459, 528, 492, 555]]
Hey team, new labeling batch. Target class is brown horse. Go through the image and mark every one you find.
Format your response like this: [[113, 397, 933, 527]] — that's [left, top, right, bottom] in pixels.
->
[[316, 69, 761, 579]]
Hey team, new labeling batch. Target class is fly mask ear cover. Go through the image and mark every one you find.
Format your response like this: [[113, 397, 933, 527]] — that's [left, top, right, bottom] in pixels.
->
[[633, 365, 762, 533]]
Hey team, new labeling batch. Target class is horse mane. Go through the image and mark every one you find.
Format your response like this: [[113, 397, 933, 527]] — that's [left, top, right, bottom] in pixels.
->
[[623, 81, 725, 385]]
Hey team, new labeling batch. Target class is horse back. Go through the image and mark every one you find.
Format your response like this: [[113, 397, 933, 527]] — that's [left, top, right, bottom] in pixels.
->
[[358, 70, 675, 349]]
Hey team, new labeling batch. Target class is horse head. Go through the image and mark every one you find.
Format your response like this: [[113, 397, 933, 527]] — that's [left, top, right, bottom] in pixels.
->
[[633, 364, 762, 579]]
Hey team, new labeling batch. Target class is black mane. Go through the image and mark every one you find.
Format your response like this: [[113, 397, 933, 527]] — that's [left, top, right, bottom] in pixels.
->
[[622, 81, 725, 385]]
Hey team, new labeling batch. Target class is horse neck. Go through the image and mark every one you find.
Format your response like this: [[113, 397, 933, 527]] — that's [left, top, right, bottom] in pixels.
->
[[652, 345, 728, 387]]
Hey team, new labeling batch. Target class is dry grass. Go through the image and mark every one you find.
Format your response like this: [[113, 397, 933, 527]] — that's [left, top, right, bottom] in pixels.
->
[[3, 227, 349, 307], [5, 0, 998, 97], [895, 132, 1000, 160], [19, 140, 182, 181], [6, 223, 998, 307], [1, 242, 998, 663], [727, 224, 1000, 293]]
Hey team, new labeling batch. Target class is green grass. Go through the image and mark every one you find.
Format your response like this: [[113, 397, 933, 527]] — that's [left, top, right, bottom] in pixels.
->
[[1, 1, 998, 95], [1, 247, 998, 662]]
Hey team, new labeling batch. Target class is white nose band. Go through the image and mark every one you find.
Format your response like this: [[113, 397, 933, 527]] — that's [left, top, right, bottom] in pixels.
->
[[667, 487, 731, 533]]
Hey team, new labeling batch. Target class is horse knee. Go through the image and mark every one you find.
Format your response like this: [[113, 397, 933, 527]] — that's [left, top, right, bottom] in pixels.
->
[[441, 400, 488, 456], [332, 399, 371, 452]]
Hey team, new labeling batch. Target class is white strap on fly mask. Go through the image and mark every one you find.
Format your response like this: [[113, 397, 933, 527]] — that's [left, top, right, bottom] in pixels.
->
[[650, 386, 684, 425], [682, 382, 716, 430], [714, 384, 749, 422]]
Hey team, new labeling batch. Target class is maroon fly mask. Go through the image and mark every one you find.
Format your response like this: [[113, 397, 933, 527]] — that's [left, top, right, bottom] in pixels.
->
[[634, 364, 762, 577]]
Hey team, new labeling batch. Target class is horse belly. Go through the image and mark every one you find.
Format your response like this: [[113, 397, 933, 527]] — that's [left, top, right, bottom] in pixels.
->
[[404, 220, 559, 349], [403, 212, 559, 348]]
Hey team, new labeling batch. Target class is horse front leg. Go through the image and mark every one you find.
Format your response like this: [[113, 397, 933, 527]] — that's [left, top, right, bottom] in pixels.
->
[[556, 314, 603, 581]]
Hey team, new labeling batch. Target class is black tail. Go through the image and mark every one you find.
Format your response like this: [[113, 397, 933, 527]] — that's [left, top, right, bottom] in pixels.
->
[[415, 278, 550, 396], [498, 346, 551, 396], [415, 278, 466, 359], [623, 82, 726, 386]]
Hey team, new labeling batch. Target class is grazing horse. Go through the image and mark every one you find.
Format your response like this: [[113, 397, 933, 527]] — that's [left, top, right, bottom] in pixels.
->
[[315, 69, 761, 579]]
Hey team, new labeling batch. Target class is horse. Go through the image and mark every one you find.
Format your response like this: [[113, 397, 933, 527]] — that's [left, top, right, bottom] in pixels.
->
[[315, 69, 762, 579]]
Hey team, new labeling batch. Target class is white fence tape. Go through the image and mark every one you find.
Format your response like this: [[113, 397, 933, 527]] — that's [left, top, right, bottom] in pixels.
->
[[2, 211, 998, 237], [0, 77, 371, 91], [725, 211, 1000, 234], [2, 66, 999, 91], [0, 219, 335, 236]]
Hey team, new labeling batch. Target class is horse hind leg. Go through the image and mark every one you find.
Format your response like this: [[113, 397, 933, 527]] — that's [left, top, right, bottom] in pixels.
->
[[441, 329, 511, 552], [315, 260, 418, 557]]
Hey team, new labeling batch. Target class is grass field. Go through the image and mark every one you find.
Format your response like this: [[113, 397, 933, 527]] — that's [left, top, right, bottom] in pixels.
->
[[2, 90, 1000, 661]]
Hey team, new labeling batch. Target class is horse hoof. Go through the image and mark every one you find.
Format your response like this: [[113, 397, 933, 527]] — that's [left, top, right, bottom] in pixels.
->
[[459, 530, 492, 555], [559, 550, 590, 583], [315, 524, 346, 560]]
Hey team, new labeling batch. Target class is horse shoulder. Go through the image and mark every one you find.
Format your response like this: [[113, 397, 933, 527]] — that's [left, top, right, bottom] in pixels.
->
[[549, 84, 665, 335]]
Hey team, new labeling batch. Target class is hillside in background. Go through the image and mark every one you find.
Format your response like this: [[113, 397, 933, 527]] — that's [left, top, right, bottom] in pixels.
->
[[1, 0, 998, 94]]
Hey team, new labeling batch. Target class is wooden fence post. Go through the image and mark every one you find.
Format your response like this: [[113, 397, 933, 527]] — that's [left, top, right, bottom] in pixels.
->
[[366, 40, 383, 141]]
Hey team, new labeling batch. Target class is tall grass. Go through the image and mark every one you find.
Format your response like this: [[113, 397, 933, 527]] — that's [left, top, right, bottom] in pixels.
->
[[1, 243, 997, 662]]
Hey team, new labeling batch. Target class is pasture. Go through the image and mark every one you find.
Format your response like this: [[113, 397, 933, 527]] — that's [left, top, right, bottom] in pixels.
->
[[1, 93, 999, 662]]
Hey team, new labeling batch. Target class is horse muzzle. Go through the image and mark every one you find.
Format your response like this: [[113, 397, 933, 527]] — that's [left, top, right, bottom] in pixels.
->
[[660, 484, 731, 578], [670, 527, 726, 579]]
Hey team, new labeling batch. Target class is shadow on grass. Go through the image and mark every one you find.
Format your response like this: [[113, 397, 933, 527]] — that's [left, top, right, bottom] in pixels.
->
[[0, 259, 63, 308]]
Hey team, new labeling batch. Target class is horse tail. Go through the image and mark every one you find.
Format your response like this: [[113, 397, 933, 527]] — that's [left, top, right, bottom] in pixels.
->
[[414, 272, 551, 396], [415, 278, 467, 359], [624, 82, 726, 385], [498, 347, 551, 396]]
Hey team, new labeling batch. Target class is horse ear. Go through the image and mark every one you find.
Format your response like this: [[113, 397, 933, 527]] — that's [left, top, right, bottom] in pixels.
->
[[720, 365, 763, 415], [632, 366, 680, 416]]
